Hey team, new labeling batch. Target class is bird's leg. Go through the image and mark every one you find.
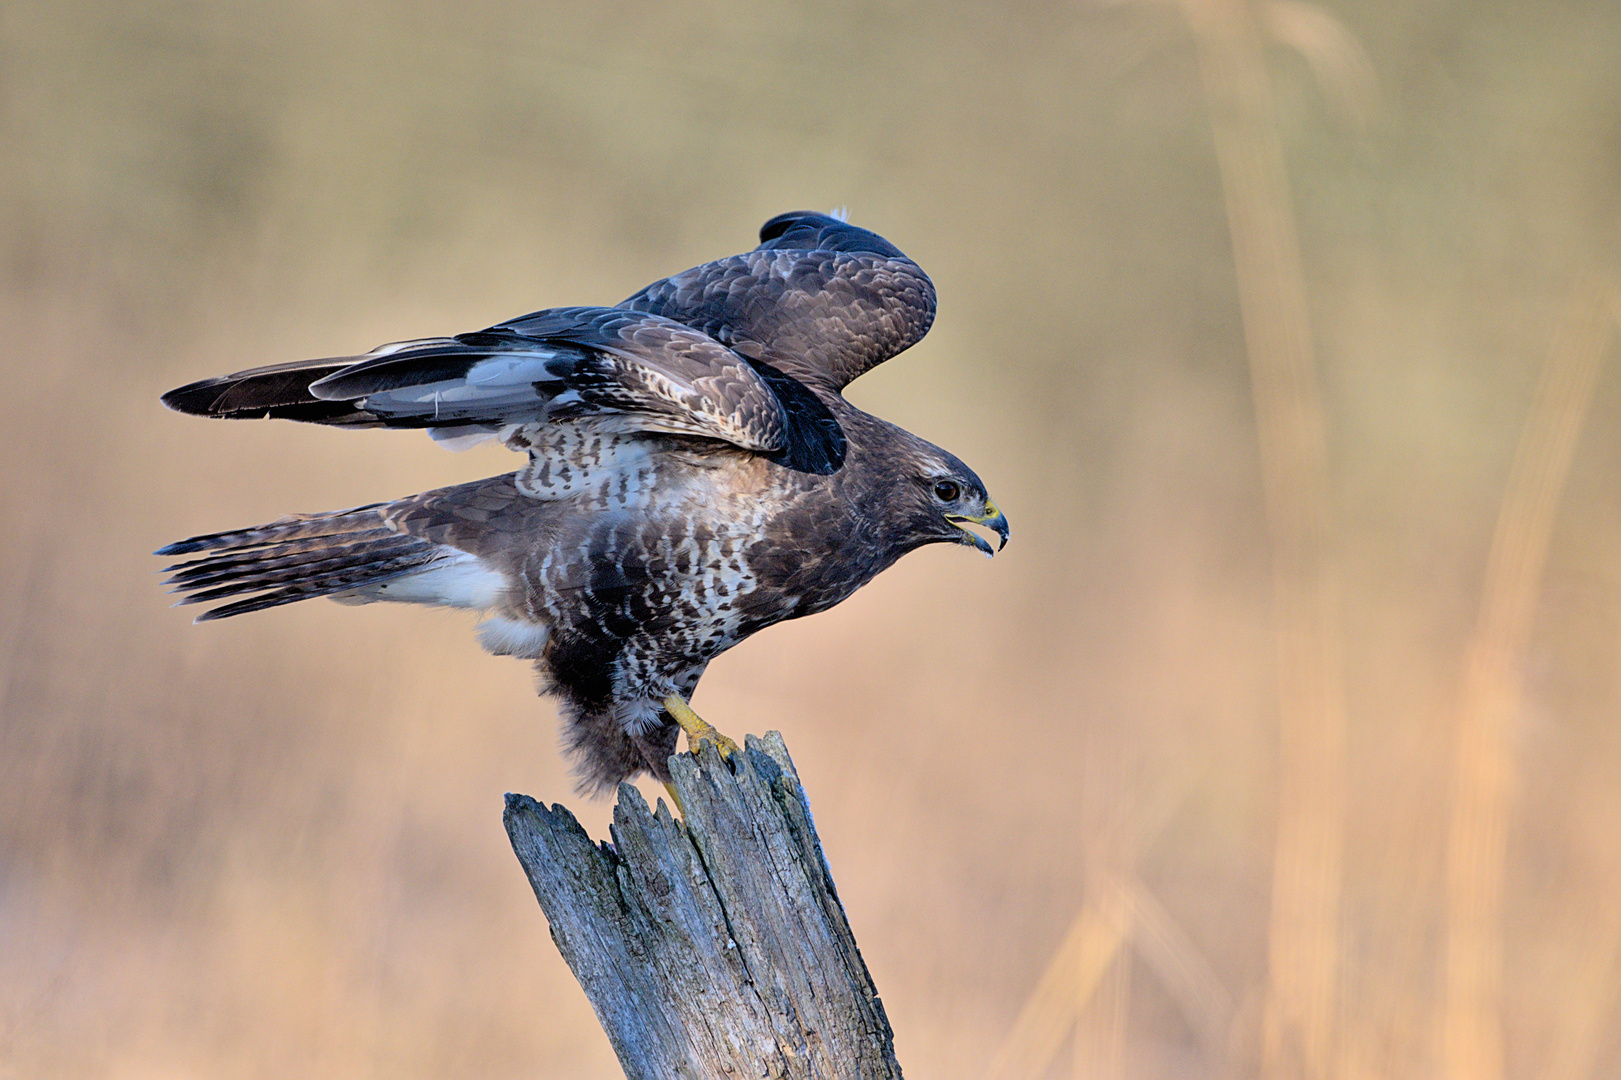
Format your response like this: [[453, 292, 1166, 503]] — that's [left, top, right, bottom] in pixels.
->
[[662, 694, 740, 759]]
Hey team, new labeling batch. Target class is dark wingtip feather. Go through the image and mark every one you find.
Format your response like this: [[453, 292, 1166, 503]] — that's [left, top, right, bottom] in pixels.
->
[[160, 377, 229, 416], [161, 359, 376, 424], [306, 349, 487, 400], [756, 211, 905, 259]]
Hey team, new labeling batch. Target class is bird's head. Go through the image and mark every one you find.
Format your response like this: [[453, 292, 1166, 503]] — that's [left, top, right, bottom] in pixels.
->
[[886, 444, 1009, 558]]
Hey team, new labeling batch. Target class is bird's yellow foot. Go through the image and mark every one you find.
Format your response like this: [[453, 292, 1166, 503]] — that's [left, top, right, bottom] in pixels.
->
[[662, 694, 740, 759]]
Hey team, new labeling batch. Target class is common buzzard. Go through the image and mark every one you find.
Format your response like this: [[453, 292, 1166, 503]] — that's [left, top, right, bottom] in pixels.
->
[[158, 212, 1009, 791]]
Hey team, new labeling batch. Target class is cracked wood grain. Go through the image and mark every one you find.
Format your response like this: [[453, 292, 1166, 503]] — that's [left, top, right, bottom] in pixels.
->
[[504, 732, 902, 1080]]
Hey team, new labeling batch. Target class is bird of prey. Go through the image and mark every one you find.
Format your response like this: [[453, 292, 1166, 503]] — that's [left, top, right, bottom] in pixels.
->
[[158, 212, 1009, 792]]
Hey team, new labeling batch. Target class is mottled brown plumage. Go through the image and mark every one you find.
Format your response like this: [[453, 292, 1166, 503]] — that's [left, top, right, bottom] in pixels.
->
[[159, 212, 1008, 790]]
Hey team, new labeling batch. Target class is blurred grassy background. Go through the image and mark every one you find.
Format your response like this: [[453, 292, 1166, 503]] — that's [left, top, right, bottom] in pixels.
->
[[3, 0, 1620, 1077]]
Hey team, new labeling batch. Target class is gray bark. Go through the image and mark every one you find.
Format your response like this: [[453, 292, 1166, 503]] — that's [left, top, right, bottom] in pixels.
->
[[504, 731, 903, 1080]]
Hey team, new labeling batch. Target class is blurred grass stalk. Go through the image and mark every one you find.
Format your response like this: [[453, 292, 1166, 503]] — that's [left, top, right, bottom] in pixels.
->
[[987, 761, 1233, 1080], [985, 870, 1233, 1080], [991, 1, 1362, 1072], [1442, 277, 1616, 1080], [1181, 0, 1350, 1076], [986, 877, 1132, 1080]]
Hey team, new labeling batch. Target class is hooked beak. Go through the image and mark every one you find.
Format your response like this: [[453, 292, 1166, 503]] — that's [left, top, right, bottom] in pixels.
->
[[947, 500, 1010, 558]]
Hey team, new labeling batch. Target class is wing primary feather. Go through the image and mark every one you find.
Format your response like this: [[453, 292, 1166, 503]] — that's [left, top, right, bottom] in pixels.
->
[[160, 213, 934, 473]]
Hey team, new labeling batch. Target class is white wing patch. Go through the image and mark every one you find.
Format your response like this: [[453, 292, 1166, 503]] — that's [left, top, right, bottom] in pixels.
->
[[428, 425, 501, 450], [329, 549, 507, 609], [353, 349, 569, 424]]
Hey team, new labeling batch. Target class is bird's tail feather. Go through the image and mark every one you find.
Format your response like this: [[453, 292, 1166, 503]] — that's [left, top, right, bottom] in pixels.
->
[[158, 505, 441, 621]]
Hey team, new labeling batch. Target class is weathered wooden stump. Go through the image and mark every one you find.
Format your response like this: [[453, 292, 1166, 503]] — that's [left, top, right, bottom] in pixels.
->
[[504, 731, 903, 1080]]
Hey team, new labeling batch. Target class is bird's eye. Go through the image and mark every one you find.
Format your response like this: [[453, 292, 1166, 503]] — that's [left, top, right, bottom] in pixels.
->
[[932, 480, 961, 503]]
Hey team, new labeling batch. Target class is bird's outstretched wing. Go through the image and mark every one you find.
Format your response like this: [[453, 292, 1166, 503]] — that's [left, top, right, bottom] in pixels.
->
[[160, 213, 930, 460], [161, 306, 789, 454], [618, 211, 937, 394]]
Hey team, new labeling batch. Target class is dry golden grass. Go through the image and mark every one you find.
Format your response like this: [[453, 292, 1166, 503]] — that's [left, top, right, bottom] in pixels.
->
[[4, 2, 1621, 1078], [1442, 277, 1616, 1080], [1183, 2, 1347, 1076]]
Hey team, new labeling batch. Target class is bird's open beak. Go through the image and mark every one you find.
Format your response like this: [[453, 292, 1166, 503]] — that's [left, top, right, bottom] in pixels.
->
[[947, 500, 1010, 558]]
